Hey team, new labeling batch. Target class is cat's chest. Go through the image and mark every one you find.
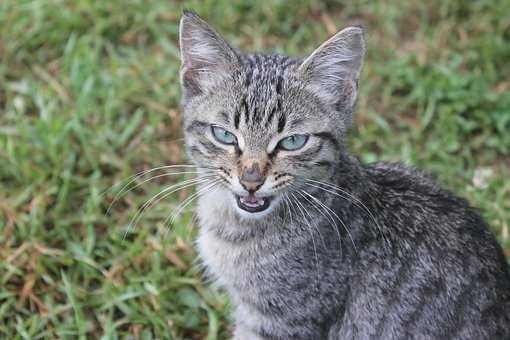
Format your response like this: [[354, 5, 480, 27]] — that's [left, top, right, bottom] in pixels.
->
[[195, 194, 351, 338], [197, 225, 348, 339], [195, 191, 279, 286], [197, 228, 278, 290], [195, 192, 343, 292]]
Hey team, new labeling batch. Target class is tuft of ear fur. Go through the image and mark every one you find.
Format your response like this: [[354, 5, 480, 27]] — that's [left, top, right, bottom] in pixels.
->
[[179, 10, 239, 104], [298, 26, 365, 110]]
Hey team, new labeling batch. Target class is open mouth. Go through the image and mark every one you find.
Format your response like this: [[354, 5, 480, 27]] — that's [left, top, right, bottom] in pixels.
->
[[236, 194, 272, 213]]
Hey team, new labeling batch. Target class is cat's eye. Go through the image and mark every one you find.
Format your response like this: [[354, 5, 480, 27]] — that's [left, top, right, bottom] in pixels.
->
[[211, 126, 237, 145], [278, 134, 308, 151]]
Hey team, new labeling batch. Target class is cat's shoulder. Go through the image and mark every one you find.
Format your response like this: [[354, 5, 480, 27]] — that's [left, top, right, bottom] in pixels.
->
[[362, 161, 490, 239], [362, 161, 505, 259], [363, 161, 464, 208], [363, 161, 440, 191], [359, 161, 509, 279]]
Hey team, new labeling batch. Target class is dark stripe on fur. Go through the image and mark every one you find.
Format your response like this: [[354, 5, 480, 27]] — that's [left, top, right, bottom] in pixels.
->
[[244, 64, 253, 87], [374, 254, 422, 335], [313, 132, 339, 149], [199, 140, 223, 154], [234, 109, 240, 129], [293, 143, 323, 163], [315, 160, 333, 167], [187, 120, 209, 133], [242, 96, 250, 125], [277, 112, 286, 133], [289, 118, 304, 129], [189, 145, 204, 157], [265, 75, 283, 128]]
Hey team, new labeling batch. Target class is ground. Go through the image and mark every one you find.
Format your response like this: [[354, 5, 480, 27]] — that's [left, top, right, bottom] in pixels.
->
[[0, 1, 509, 339]]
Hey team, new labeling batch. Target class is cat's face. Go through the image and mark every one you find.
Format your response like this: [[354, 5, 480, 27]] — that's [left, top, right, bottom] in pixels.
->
[[182, 61, 341, 218], [179, 11, 364, 219]]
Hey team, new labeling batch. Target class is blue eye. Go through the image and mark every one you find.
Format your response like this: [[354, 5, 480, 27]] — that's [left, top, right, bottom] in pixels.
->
[[278, 134, 308, 151], [211, 126, 237, 145]]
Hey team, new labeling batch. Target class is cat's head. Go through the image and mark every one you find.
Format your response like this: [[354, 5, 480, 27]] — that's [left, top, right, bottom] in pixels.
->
[[179, 10, 364, 219]]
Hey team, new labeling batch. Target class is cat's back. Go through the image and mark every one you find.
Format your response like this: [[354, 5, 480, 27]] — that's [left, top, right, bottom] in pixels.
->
[[338, 162, 510, 339], [364, 161, 505, 253]]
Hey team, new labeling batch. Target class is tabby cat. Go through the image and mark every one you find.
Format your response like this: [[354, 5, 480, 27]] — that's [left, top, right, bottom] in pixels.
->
[[178, 10, 510, 340]]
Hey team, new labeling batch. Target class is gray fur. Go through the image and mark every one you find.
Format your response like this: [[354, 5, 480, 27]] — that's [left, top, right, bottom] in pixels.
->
[[179, 11, 510, 339]]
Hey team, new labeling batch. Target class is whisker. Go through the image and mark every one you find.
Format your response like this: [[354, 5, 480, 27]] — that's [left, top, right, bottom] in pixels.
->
[[166, 179, 221, 227], [306, 179, 379, 226], [292, 190, 326, 249], [123, 176, 216, 240], [289, 193, 320, 290], [163, 178, 222, 237], [106, 170, 212, 216], [102, 164, 199, 197], [283, 192, 295, 241], [124, 177, 212, 239], [305, 179, 389, 252], [281, 194, 290, 225], [300, 189, 354, 253]]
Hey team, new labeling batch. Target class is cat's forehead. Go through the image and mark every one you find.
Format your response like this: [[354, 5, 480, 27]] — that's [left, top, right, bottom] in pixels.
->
[[241, 53, 297, 76], [232, 54, 329, 140], [239, 54, 297, 121], [231, 56, 290, 144]]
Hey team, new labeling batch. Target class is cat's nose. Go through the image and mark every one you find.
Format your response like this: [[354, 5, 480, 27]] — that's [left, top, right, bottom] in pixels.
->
[[240, 162, 265, 193]]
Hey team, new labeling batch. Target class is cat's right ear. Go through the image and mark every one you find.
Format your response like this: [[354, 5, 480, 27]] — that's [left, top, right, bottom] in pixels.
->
[[179, 10, 239, 104]]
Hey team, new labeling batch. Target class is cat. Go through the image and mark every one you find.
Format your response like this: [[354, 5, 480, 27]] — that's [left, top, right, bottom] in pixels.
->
[[178, 10, 510, 340]]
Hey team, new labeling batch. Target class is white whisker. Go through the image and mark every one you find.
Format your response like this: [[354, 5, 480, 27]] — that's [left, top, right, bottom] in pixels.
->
[[283, 192, 295, 242], [305, 179, 389, 252], [103, 164, 199, 196], [289, 193, 320, 291], [163, 178, 222, 237], [300, 189, 354, 253], [123, 176, 216, 240], [293, 191, 326, 249], [106, 170, 212, 216]]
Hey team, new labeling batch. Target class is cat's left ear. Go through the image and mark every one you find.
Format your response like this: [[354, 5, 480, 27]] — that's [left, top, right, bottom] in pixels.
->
[[298, 26, 365, 110]]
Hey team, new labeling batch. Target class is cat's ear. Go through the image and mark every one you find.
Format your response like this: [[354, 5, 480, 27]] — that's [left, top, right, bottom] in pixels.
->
[[298, 26, 365, 110], [179, 10, 239, 104]]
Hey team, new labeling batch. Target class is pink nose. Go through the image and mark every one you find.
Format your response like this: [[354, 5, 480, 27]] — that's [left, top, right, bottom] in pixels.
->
[[240, 163, 264, 192]]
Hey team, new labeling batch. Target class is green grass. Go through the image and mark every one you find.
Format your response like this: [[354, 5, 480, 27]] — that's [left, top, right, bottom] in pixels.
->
[[1, 0, 509, 338]]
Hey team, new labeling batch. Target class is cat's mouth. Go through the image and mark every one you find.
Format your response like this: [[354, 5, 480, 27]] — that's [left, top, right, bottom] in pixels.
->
[[235, 194, 272, 213]]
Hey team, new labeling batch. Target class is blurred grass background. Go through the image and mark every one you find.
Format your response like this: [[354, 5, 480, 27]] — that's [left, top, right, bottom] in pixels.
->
[[0, 0, 509, 338]]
